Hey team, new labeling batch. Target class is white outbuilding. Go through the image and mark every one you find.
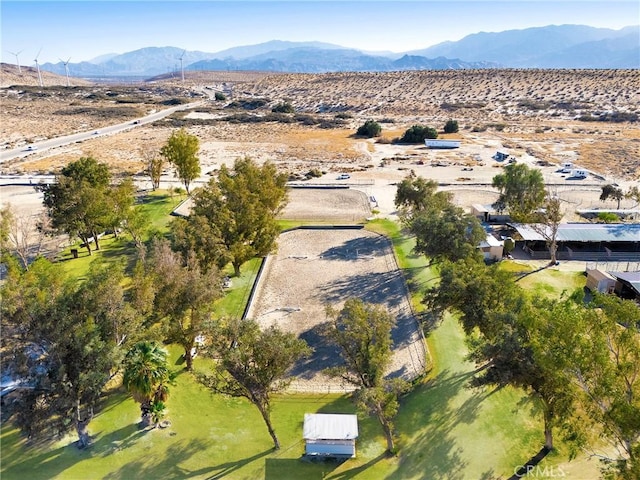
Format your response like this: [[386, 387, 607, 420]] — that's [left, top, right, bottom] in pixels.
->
[[303, 413, 359, 458]]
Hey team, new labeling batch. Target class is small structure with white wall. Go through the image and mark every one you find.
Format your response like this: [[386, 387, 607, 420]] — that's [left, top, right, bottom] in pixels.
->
[[425, 139, 461, 149], [303, 413, 359, 458], [560, 162, 573, 173], [479, 234, 504, 261], [585, 269, 616, 294], [569, 169, 588, 179]]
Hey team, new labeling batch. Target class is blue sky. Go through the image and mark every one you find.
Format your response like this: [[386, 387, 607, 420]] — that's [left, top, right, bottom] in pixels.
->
[[2, 1, 638, 64]]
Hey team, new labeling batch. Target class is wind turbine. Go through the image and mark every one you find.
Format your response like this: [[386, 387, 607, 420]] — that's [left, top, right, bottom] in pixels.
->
[[34, 48, 43, 87], [7, 49, 23, 73], [179, 50, 186, 82], [59, 57, 71, 86]]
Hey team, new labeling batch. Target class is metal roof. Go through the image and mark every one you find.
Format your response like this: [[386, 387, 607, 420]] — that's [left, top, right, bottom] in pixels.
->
[[510, 223, 640, 243], [480, 234, 503, 248], [303, 413, 359, 440], [608, 271, 640, 294]]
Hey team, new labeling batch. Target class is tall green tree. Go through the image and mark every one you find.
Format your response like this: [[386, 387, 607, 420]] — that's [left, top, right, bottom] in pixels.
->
[[492, 163, 546, 221], [529, 194, 564, 264], [38, 157, 113, 254], [200, 318, 310, 450], [106, 177, 136, 239], [74, 262, 143, 349], [573, 294, 640, 477], [444, 119, 459, 133], [141, 148, 164, 191], [122, 341, 173, 428], [174, 157, 288, 276], [409, 203, 485, 265], [4, 259, 118, 448], [140, 239, 222, 371], [394, 174, 452, 219], [399, 125, 438, 143], [324, 298, 408, 453], [470, 300, 578, 451], [160, 128, 201, 193], [423, 257, 525, 337], [356, 119, 381, 138], [600, 184, 625, 209]]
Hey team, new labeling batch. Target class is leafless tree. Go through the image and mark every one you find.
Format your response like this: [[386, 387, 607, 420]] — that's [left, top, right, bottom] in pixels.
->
[[0, 204, 51, 269]]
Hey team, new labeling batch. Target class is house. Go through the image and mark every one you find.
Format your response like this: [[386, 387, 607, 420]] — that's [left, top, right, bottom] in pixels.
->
[[585, 269, 616, 293], [303, 413, 359, 458]]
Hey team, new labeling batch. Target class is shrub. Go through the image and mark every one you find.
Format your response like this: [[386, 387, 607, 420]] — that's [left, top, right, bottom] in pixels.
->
[[214, 92, 226, 101], [161, 98, 190, 106], [399, 125, 438, 143], [597, 212, 620, 223], [272, 102, 294, 113], [444, 120, 459, 134], [356, 120, 382, 138]]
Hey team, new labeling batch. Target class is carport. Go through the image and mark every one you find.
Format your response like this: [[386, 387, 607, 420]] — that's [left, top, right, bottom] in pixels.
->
[[303, 413, 359, 458]]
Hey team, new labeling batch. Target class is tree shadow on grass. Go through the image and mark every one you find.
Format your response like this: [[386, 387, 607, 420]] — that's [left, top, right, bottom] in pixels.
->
[[204, 449, 272, 479], [506, 447, 551, 480], [101, 438, 266, 480], [386, 369, 501, 479]]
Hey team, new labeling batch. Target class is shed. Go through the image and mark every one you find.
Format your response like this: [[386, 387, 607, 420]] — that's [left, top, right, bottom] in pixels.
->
[[303, 413, 359, 458], [479, 234, 504, 261], [424, 139, 461, 149], [471, 204, 509, 223], [585, 269, 616, 293]]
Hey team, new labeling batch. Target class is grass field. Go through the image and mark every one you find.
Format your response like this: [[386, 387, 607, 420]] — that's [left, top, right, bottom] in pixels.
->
[[1, 211, 598, 479]]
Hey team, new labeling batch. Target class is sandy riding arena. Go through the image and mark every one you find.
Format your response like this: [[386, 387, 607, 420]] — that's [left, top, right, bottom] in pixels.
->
[[246, 227, 427, 392], [279, 187, 372, 223]]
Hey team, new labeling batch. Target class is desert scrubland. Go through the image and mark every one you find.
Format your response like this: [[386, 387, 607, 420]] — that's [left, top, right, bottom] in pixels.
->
[[1, 65, 638, 220]]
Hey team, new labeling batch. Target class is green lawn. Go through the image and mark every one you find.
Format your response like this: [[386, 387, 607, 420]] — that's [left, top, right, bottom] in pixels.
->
[[56, 190, 184, 280], [1, 216, 598, 479]]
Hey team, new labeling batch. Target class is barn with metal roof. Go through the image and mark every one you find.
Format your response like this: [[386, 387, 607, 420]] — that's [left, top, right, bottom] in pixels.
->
[[508, 223, 640, 261]]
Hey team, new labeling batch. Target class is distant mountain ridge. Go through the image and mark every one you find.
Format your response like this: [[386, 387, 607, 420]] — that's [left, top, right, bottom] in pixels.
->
[[412, 24, 640, 68], [38, 24, 639, 78]]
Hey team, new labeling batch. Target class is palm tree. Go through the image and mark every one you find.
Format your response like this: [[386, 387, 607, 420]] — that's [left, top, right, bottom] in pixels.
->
[[122, 341, 172, 428]]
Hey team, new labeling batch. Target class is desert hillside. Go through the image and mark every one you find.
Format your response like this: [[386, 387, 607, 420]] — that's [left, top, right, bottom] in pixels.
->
[[1, 67, 638, 181], [248, 69, 640, 119]]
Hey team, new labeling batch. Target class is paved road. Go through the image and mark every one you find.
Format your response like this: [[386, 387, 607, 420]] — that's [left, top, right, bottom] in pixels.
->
[[0, 100, 204, 164]]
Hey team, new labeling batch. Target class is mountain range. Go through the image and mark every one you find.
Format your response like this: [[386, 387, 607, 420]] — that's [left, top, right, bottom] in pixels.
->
[[40, 24, 639, 78]]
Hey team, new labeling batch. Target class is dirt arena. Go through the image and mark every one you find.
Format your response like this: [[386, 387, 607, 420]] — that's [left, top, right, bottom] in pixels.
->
[[279, 187, 372, 223], [246, 227, 427, 392]]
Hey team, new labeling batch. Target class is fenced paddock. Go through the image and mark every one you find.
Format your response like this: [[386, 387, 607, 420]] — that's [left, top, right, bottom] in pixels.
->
[[278, 187, 372, 223], [246, 227, 426, 392]]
